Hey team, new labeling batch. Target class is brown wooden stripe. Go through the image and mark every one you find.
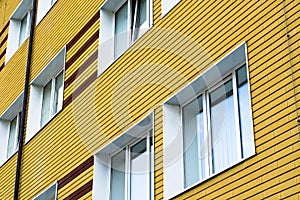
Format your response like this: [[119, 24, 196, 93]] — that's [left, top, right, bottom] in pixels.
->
[[63, 180, 93, 200], [0, 21, 9, 37], [0, 48, 6, 60], [63, 70, 97, 108], [0, 63, 4, 71], [64, 49, 98, 89], [0, 35, 8, 48], [66, 12, 100, 51], [58, 156, 94, 190], [65, 30, 99, 70]]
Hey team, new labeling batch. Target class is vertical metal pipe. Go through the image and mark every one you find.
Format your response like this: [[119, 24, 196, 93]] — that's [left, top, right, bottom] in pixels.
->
[[14, 0, 36, 199], [281, 0, 300, 139]]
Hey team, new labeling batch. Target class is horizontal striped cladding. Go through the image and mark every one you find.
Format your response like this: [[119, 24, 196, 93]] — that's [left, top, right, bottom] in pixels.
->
[[154, 106, 164, 200], [0, 155, 17, 199], [66, 12, 100, 51], [29, 0, 101, 83], [0, 39, 28, 114], [0, 48, 6, 60], [63, 180, 93, 200], [17, 0, 102, 198], [58, 156, 93, 189], [65, 30, 99, 70], [170, 1, 299, 199], [0, 35, 8, 48], [0, 1, 297, 200], [63, 70, 97, 107], [64, 50, 98, 89], [0, 21, 9, 37]]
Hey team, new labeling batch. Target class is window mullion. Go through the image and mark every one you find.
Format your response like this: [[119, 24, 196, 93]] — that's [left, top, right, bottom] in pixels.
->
[[49, 77, 56, 117], [204, 91, 212, 177], [132, 0, 138, 42], [146, 134, 150, 200], [125, 146, 130, 200], [14, 114, 20, 152], [232, 72, 242, 160]]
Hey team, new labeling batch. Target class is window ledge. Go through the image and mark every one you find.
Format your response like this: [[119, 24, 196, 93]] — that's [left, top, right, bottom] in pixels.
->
[[171, 154, 256, 199]]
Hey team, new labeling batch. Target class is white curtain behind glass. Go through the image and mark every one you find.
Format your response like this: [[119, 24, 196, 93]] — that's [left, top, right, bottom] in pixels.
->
[[110, 150, 126, 200], [237, 66, 255, 158], [19, 12, 29, 46], [114, 3, 128, 58], [7, 116, 18, 158], [210, 80, 238, 174], [130, 139, 148, 200], [40, 81, 52, 127], [54, 72, 64, 114]]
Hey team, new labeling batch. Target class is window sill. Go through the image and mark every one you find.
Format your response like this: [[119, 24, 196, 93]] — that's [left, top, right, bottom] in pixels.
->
[[0, 151, 18, 168], [25, 108, 63, 145], [36, 0, 57, 26], [170, 153, 256, 200], [97, 25, 153, 77]]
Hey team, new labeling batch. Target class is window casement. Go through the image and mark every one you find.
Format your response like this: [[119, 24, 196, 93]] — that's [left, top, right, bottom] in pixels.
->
[[26, 48, 65, 142], [33, 182, 57, 200], [40, 71, 64, 127], [110, 133, 154, 200], [163, 43, 255, 199], [182, 65, 254, 187], [93, 115, 154, 200], [36, 0, 57, 24], [98, 0, 153, 75], [6, 0, 32, 63], [6, 114, 20, 159], [0, 93, 23, 165]]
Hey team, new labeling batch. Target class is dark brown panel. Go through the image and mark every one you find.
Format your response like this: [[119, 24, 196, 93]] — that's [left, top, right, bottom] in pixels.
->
[[65, 30, 99, 70], [0, 48, 6, 60], [63, 180, 93, 200], [64, 49, 98, 89], [0, 21, 9, 37], [66, 12, 100, 51], [63, 70, 97, 108], [0, 35, 8, 48], [58, 156, 94, 190], [0, 63, 4, 71]]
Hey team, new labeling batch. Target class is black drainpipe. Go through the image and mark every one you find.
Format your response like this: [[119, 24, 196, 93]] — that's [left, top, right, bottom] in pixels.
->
[[14, 0, 36, 199]]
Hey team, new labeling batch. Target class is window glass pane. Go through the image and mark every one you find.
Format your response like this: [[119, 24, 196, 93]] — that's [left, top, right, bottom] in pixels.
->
[[53, 72, 64, 114], [210, 80, 238, 174], [19, 12, 29, 46], [41, 80, 52, 127], [237, 65, 254, 158], [130, 138, 148, 200], [34, 183, 56, 200], [7, 116, 18, 158], [183, 95, 206, 187], [133, 0, 147, 41], [115, 2, 128, 58], [110, 150, 126, 200]]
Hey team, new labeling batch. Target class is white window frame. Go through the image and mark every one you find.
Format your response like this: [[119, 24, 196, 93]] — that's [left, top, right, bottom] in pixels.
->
[[98, 0, 153, 75], [36, 0, 57, 25], [6, 0, 32, 63], [6, 113, 20, 159], [161, 0, 181, 17], [26, 47, 66, 143], [33, 182, 58, 200], [40, 71, 64, 127], [93, 114, 154, 200], [181, 64, 249, 185], [163, 42, 255, 199], [0, 93, 23, 166]]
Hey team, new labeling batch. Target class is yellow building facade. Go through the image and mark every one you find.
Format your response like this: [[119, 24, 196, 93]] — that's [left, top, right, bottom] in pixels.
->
[[0, 0, 299, 199]]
